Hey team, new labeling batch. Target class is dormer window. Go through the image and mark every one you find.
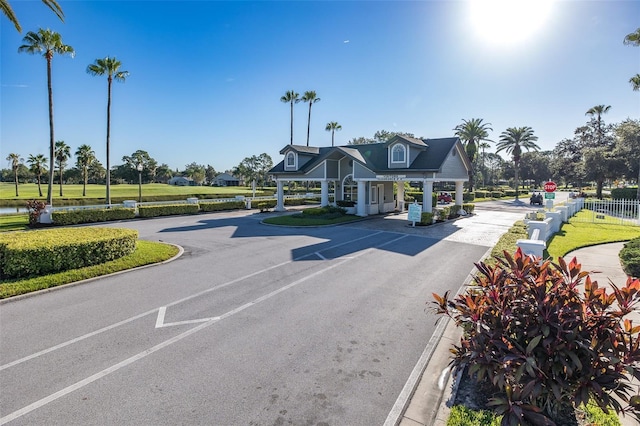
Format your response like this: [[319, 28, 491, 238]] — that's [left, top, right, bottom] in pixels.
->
[[391, 144, 406, 163], [286, 152, 296, 168]]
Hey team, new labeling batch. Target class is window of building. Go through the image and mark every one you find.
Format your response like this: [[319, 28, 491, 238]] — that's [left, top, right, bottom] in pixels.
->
[[391, 144, 406, 163], [286, 152, 296, 167], [343, 174, 357, 201]]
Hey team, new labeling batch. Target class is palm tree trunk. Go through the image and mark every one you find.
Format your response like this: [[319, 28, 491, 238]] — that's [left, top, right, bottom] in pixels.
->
[[83, 169, 87, 196], [106, 76, 112, 205], [59, 166, 63, 196], [14, 169, 18, 196], [37, 173, 43, 197], [306, 103, 312, 146], [46, 55, 55, 205], [514, 164, 519, 201], [289, 101, 294, 145], [331, 129, 335, 147]]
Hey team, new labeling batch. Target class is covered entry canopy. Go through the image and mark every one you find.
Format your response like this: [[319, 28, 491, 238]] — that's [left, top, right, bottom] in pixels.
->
[[269, 135, 471, 216]]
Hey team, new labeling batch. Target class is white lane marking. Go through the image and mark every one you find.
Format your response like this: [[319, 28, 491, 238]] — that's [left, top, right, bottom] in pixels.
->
[[315, 252, 327, 260], [2, 235, 403, 425], [0, 230, 386, 371]]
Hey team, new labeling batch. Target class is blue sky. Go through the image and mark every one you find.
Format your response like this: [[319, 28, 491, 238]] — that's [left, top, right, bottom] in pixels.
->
[[1, 0, 639, 173]]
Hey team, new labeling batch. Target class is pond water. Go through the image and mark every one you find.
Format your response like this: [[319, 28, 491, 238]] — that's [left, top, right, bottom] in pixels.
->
[[0, 207, 29, 214]]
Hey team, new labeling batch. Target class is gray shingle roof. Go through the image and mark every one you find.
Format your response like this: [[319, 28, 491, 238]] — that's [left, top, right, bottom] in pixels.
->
[[270, 137, 465, 175]]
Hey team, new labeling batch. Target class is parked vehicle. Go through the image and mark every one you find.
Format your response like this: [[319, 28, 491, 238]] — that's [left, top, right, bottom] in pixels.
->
[[438, 192, 452, 203], [530, 192, 543, 206]]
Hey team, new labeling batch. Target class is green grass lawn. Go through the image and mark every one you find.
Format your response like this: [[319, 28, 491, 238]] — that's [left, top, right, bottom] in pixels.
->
[[0, 240, 179, 299], [0, 214, 29, 231], [262, 213, 363, 226], [0, 182, 273, 205], [546, 210, 640, 259]]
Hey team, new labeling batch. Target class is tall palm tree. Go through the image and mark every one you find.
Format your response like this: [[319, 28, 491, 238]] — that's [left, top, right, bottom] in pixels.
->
[[301, 91, 320, 146], [87, 57, 129, 205], [1, 0, 64, 32], [6, 153, 23, 196], [623, 29, 640, 91], [478, 141, 491, 188], [585, 105, 611, 140], [280, 90, 300, 145], [18, 28, 74, 205], [325, 121, 342, 146], [453, 118, 493, 192], [54, 140, 70, 196], [27, 154, 47, 197], [496, 126, 540, 201], [75, 144, 96, 196]]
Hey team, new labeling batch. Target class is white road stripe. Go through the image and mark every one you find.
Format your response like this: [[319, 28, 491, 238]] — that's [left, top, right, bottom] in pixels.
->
[[0, 230, 388, 371], [2, 232, 410, 424]]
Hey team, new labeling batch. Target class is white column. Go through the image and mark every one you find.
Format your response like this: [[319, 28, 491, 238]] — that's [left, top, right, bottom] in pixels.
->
[[455, 181, 465, 214], [320, 180, 329, 206], [423, 180, 434, 213], [275, 180, 285, 211], [356, 180, 367, 216], [455, 181, 464, 206], [396, 182, 405, 211]]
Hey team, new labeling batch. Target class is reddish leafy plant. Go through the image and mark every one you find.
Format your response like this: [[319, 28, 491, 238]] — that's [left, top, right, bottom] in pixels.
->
[[26, 200, 46, 227], [432, 248, 640, 426]]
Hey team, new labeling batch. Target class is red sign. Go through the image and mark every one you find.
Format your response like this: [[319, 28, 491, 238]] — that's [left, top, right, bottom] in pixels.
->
[[544, 181, 557, 193]]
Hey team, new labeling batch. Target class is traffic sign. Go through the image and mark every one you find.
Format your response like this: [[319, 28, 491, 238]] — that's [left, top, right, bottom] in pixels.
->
[[544, 181, 557, 193], [544, 192, 555, 199]]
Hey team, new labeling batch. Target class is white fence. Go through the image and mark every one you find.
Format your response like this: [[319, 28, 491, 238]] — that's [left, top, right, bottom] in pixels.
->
[[574, 199, 640, 226]]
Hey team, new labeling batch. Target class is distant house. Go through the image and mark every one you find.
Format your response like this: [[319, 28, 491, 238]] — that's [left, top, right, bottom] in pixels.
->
[[168, 176, 195, 186], [213, 173, 242, 187]]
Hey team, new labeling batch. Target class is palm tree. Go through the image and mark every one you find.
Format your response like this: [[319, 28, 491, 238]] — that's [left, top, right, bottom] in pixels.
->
[[624, 28, 640, 46], [280, 90, 300, 145], [478, 141, 491, 187], [623, 29, 640, 92], [630, 75, 640, 92], [18, 28, 74, 205], [27, 154, 47, 197], [6, 153, 23, 196], [325, 121, 342, 146], [1, 0, 64, 32], [301, 91, 320, 146], [75, 144, 96, 196], [585, 105, 611, 140], [453, 118, 493, 192], [54, 140, 71, 196], [87, 57, 129, 205], [496, 126, 540, 201]]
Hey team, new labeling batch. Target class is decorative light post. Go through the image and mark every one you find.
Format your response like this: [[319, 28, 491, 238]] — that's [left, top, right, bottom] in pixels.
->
[[137, 163, 143, 202]]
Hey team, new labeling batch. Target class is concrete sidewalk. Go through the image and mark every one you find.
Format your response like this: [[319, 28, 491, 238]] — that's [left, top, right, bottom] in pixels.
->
[[397, 242, 639, 426]]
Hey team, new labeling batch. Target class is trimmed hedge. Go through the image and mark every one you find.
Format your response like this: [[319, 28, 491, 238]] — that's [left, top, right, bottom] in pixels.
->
[[199, 200, 245, 212], [138, 204, 199, 218], [420, 212, 434, 225], [302, 205, 346, 216], [620, 238, 640, 278], [463, 203, 475, 214], [611, 188, 638, 200], [52, 208, 135, 225], [284, 198, 319, 206], [405, 192, 438, 206], [463, 192, 475, 202], [0, 227, 137, 279], [255, 199, 277, 211]]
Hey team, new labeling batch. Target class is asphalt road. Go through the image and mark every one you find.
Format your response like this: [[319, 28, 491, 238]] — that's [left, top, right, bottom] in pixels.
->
[[0, 204, 532, 425]]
